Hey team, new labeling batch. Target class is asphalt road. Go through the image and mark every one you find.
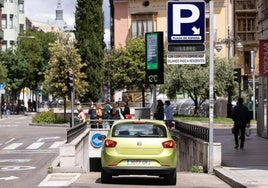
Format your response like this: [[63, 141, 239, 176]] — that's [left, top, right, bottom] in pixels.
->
[[0, 114, 66, 188]]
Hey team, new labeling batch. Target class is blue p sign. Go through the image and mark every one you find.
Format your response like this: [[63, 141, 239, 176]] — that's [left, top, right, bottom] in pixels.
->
[[167, 1, 205, 43]]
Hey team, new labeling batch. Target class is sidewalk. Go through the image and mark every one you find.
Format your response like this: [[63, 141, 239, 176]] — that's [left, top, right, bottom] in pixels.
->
[[214, 128, 268, 188]]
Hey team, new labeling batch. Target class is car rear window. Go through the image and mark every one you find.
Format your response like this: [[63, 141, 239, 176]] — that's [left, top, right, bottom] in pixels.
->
[[112, 123, 167, 138]]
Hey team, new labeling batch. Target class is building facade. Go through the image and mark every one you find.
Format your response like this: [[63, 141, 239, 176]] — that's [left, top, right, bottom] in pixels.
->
[[1, 0, 25, 51], [0, 0, 3, 49], [257, 0, 268, 138]]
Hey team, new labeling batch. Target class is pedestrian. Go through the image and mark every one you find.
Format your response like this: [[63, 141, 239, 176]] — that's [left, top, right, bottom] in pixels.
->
[[96, 103, 103, 128], [111, 101, 124, 120], [231, 97, 250, 150], [164, 100, 174, 128], [77, 105, 86, 123], [4, 102, 11, 119], [122, 101, 131, 119], [88, 101, 97, 128], [103, 99, 112, 120], [154, 100, 164, 120]]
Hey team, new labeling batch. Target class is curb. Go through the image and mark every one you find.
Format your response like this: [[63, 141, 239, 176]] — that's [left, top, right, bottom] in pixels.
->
[[214, 167, 247, 188]]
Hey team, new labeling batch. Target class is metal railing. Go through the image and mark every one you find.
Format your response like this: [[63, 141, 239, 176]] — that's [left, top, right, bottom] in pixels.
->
[[174, 120, 209, 142], [66, 121, 87, 143]]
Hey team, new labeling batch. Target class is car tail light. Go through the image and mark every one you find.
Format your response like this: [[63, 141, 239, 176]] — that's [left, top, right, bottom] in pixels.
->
[[162, 140, 175, 148], [104, 139, 117, 148]]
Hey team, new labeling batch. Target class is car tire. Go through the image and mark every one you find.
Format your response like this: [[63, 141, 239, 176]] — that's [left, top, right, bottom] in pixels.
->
[[164, 169, 177, 185], [101, 168, 112, 184]]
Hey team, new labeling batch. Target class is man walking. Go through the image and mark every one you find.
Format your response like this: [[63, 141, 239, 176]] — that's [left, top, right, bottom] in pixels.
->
[[231, 97, 250, 150]]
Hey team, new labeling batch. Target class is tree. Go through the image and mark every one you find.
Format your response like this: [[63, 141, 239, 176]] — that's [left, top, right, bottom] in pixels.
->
[[106, 38, 146, 91], [164, 55, 235, 116], [75, 0, 105, 102], [0, 61, 8, 83], [44, 33, 88, 100]]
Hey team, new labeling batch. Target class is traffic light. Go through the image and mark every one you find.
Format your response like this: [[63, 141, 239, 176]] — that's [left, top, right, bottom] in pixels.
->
[[243, 75, 249, 90], [233, 68, 241, 83], [66, 71, 74, 90]]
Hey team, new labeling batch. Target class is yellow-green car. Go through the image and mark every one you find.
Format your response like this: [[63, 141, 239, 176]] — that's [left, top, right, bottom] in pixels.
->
[[100, 119, 178, 185]]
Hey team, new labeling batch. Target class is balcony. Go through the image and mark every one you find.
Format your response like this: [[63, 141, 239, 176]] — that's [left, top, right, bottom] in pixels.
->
[[0, 29, 3, 40], [0, 0, 3, 7]]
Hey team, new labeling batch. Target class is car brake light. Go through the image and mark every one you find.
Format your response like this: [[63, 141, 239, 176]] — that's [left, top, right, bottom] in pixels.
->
[[162, 140, 175, 148], [104, 139, 117, 148]]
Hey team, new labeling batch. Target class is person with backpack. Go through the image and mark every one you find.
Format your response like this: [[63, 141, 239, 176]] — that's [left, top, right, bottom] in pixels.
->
[[88, 101, 97, 128], [103, 99, 112, 128]]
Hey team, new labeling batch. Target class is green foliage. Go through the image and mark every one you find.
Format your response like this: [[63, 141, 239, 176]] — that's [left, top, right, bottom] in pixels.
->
[[191, 165, 203, 173], [164, 55, 236, 116], [44, 33, 88, 99], [0, 29, 57, 101], [103, 38, 146, 91], [75, 0, 105, 101], [0, 61, 8, 83], [32, 110, 56, 123], [32, 110, 67, 124]]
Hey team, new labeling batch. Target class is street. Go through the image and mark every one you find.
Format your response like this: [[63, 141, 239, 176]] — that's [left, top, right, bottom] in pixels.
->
[[0, 114, 66, 188]]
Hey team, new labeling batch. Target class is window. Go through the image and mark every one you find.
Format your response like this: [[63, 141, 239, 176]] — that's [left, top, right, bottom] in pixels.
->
[[9, 14, 14, 29], [1, 40, 7, 51], [112, 123, 167, 138], [19, 0, 24, 13], [19, 24, 24, 33], [2, 14, 7, 29], [244, 51, 251, 69], [131, 14, 156, 38], [9, 40, 15, 50]]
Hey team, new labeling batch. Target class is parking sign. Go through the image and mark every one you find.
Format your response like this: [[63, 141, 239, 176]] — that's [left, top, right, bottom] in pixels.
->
[[167, 1, 205, 43]]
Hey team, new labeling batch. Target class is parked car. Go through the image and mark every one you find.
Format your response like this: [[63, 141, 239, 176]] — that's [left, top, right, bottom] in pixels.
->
[[100, 119, 178, 185]]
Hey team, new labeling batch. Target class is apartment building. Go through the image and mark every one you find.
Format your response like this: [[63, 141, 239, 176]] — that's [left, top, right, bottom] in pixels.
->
[[0, 0, 4, 49], [1, 0, 25, 51], [257, 0, 268, 138]]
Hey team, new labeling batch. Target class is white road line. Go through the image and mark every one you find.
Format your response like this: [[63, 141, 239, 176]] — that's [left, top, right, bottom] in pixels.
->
[[5, 138, 15, 144], [3, 143, 23, 150], [26, 142, 44, 149], [49, 141, 65, 149]]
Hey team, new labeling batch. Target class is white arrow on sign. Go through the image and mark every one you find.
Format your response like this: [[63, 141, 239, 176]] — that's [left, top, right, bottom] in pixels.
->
[[0, 176, 19, 180], [192, 26, 200, 35], [37, 136, 60, 142]]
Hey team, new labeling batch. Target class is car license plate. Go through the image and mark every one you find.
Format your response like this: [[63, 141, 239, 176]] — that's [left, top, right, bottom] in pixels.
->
[[127, 160, 150, 166]]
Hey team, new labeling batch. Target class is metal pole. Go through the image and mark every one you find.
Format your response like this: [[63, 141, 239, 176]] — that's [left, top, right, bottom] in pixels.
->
[[251, 50, 256, 120], [71, 74, 75, 127], [208, 0, 214, 174]]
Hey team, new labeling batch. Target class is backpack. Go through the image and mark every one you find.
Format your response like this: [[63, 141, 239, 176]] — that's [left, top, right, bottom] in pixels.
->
[[103, 104, 112, 119]]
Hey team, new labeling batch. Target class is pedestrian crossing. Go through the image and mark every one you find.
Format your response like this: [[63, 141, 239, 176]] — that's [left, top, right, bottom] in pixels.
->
[[0, 139, 66, 153]]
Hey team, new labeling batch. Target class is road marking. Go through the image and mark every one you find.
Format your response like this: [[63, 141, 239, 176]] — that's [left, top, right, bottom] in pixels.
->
[[3, 143, 23, 150], [0, 159, 31, 163], [0, 166, 36, 171], [5, 138, 15, 144], [26, 142, 44, 149], [49, 141, 65, 149], [39, 173, 81, 187], [37, 136, 60, 142], [0, 176, 19, 180]]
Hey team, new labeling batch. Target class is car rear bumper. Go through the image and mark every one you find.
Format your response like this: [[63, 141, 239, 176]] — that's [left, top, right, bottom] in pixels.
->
[[102, 166, 176, 176]]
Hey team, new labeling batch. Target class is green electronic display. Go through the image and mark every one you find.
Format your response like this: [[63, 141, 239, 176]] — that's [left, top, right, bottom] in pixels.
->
[[146, 33, 158, 70]]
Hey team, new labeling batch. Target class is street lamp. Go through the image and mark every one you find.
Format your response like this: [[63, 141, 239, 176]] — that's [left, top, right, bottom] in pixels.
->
[[215, 27, 243, 118], [215, 27, 243, 59]]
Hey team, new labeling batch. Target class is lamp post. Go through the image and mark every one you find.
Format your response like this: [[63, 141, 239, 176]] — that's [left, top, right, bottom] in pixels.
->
[[251, 50, 256, 120], [215, 27, 243, 117]]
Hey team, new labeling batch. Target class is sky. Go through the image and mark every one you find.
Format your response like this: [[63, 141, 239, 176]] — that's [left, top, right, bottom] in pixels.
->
[[24, 0, 110, 44]]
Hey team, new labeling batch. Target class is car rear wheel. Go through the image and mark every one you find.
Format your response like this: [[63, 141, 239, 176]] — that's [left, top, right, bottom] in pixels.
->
[[101, 168, 112, 184], [164, 169, 177, 185]]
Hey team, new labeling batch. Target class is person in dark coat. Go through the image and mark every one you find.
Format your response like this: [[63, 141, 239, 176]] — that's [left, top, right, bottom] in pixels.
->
[[231, 97, 250, 149], [154, 100, 164, 120]]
